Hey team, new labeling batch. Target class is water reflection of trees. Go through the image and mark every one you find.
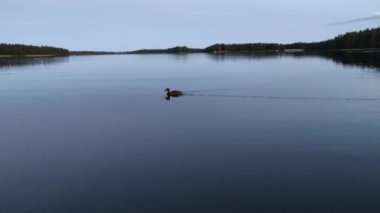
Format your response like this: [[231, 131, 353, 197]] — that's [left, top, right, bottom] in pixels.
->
[[206, 51, 380, 70], [0, 57, 69, 69], [206, 52, 282, 61], [310, 51, 380, 70], [1, 52, 380, 70]]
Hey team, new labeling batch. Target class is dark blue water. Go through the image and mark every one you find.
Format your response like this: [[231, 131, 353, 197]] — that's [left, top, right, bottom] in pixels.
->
[[1, 54, 380, 213]]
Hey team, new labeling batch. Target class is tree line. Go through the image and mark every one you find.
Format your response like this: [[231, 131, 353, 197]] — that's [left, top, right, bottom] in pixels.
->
[[2, 27, 379, 55], [306, 28, 380, 50], [129, 27, 380, 54], [205, 28, 380, 52], [0, 43, 69, 56], [128, 46, 203, 54]]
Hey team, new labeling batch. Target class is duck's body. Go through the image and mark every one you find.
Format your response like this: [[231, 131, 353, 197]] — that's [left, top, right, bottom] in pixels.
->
[[165, 88, 183, 97]]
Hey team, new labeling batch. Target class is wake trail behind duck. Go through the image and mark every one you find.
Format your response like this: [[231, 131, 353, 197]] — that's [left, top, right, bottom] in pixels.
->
[[184, 88, 242, 93], [185, 93, 380, 102]]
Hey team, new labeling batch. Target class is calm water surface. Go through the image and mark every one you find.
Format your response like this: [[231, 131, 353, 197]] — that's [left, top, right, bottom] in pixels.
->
[[1, 54, 380, 213]]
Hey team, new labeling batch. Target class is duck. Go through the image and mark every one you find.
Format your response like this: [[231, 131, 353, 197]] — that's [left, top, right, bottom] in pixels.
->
[[165, 88, 183, 97]]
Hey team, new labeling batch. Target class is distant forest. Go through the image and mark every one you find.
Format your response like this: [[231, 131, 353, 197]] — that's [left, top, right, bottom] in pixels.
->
[[1, 27, 379, 55], [70, 51, 122, 55], [128, 46, 203, 54], [130, 27, 380, 54], [204, 28, 380, 53], [0, 44, 69, 56], [306, 28, 380, 50]]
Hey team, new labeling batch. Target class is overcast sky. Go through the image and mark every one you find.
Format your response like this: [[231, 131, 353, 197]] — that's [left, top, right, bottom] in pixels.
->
[[1, 0, 379, 51]]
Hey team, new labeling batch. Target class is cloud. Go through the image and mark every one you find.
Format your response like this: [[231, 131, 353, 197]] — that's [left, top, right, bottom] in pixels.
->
[[330, 13, 380, 25]]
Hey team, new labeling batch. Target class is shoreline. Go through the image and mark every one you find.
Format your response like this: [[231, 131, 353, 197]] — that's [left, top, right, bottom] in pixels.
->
[[0, 54, 59, 58], [126, 49, 380, 55], [1, 49, 380, 58]]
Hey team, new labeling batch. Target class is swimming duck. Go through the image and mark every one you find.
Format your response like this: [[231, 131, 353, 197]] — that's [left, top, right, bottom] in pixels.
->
[[165, 88, 183, 97]]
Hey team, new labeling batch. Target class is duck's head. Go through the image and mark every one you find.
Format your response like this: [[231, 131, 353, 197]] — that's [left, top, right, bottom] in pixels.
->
[[164, 88, 170, 92]]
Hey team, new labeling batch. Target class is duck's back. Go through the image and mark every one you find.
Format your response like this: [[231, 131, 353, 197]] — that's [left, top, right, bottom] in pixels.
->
[[170, 90, 183, 97]]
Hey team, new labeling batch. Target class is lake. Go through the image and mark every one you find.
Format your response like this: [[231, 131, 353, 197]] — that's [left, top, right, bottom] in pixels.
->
[[1, 53, 380, 213]]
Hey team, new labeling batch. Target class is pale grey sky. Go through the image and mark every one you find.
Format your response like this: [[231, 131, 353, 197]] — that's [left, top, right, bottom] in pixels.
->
[[1, 0, 379, 51]]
